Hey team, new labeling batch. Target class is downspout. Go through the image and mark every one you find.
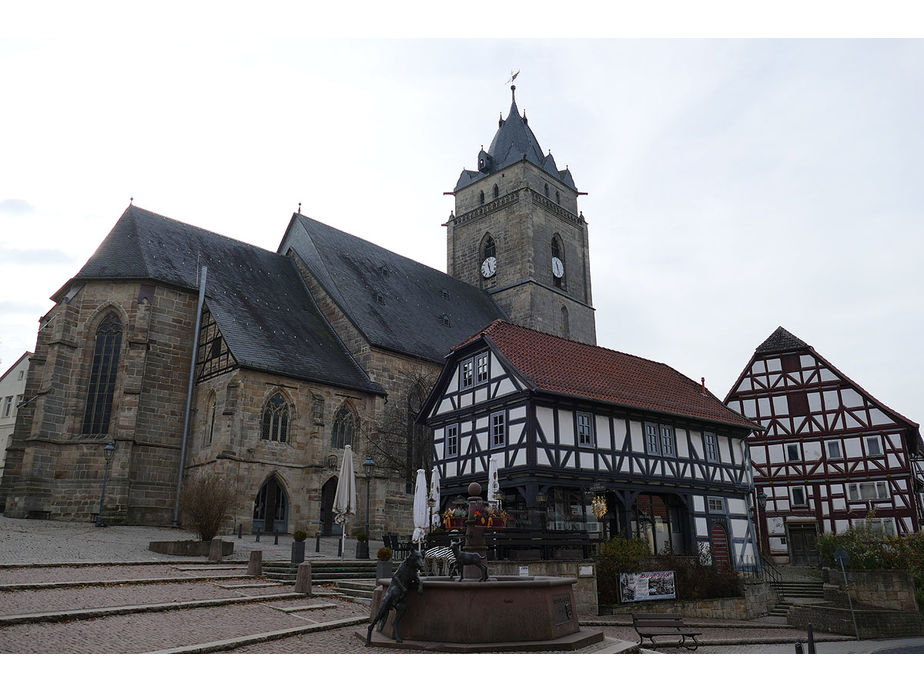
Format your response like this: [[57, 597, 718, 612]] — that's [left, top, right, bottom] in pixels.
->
[[173, 267, 208, 526]]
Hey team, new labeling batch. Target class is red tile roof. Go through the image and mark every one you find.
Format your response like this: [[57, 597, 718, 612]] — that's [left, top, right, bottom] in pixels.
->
[[466, 321, 759, 430]]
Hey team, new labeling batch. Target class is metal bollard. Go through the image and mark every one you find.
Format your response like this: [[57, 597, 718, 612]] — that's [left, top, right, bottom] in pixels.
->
[[794, 639, 803, 654], [807, 623, 816, 654], [274, 531, 279, 545], [238, 523, 242, 539], [315, 532, 321, 553], [256, 528, 261, 542]]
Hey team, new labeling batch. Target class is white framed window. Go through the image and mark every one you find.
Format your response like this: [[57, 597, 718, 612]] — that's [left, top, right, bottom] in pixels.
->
[[645, 423, 660, 455], [576, 412, 593, 447], [460, 359, 474, 389], [847, 481, 889, 502], [707, 496, 725, 513], [445, 423, 459, 457], [865, 436, 882, 456], [2, 396, 12, 418], [854, 516, 897, 536], [826, 440, 843, 460], [790, 486, 808, 507], [659, 425, 675, 457], [476, 352, 489, 384], [490, 411, 506, 448], [704, 432, 719, 462], [786, 443, 800, 462]]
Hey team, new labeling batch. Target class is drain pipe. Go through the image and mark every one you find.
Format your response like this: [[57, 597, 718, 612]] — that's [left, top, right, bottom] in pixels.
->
[[173, 266, 208, 526]]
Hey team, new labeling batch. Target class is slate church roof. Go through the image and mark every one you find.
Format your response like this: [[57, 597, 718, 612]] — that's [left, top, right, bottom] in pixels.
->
[[453, 87, 578, 193], [447, 320, 760, 430], [278, 213, 507, 364], [58, 205, 384, 395]]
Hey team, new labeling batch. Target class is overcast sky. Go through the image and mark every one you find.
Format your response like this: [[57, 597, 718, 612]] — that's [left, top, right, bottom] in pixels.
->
[[1, 12, 922, 429]]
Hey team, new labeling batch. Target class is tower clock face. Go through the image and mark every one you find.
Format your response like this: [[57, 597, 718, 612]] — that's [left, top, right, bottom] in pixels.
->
[[481, 256, 497, 278], [551, 256, 564, 278]]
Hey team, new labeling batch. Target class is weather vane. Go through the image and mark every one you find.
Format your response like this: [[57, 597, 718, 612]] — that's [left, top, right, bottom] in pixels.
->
[[506, 69, 519, 85]]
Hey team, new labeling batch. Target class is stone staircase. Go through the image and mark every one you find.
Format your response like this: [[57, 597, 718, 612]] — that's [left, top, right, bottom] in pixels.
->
[[262, 560, 378, 605], [770, 571, 826, 619]]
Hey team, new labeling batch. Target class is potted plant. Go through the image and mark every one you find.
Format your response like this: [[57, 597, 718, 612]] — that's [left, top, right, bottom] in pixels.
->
[[355, 530, 369, 559], [291, 529, 307, 564], [376, 545, 393, 580]]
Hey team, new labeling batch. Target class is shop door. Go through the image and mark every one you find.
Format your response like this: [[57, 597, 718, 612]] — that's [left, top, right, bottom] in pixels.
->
[[789, 524, 819, 565], [710, 523, 731, 570]]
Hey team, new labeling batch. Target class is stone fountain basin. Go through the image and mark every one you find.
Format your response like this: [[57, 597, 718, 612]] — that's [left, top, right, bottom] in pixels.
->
[[369, 576, 582, 644]]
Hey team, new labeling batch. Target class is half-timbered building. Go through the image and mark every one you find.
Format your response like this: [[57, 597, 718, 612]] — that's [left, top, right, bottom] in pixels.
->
[[421, 320, 763, 569], [724, 327, 924, 565]]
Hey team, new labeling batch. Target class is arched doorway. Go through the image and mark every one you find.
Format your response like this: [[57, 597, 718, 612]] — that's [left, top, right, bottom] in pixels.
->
[[253, 476, 288, 534], [710, 523, 732, 569], [320, 477, 339, 536]]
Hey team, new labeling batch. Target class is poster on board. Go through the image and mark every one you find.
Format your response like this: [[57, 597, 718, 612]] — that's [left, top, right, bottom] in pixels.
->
[[619, 571, 676, 602]]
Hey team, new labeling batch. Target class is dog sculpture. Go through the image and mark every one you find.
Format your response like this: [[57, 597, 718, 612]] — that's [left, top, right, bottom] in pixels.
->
[[448, 538, 488, 582], [366, 550, 425, 645]]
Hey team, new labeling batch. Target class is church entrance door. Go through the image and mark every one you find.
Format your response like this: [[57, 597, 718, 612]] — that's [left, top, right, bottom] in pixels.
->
[[253, 476, 288, 534], [320, 477, 338, 536]]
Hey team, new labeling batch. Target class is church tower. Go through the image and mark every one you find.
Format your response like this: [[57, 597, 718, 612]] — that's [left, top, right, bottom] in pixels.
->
[[446, 85, 596, 345]]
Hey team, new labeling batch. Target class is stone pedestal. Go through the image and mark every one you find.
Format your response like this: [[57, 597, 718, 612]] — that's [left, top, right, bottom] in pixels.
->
[[247, 550, 263, 576], [295, 562, 312, 594], [208, 537, 223, 562]]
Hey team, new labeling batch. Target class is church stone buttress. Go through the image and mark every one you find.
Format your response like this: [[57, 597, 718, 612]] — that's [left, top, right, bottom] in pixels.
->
[[446, 85, 596, 345]]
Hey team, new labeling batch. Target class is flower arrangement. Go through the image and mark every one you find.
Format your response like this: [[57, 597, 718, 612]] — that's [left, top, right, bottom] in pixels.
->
[[474, 505, 510, 528]]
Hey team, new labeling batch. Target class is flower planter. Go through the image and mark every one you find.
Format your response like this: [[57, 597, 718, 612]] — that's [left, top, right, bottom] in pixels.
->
[[355, 540, 369, 559], [376, 559, 394, 580], [291, 540, 306, 564]]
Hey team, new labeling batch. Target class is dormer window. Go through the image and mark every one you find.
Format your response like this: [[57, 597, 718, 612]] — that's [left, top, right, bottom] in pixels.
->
[[440, 313, 451, 327]]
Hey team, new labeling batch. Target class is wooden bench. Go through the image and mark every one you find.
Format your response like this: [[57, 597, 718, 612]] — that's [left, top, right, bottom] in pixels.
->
[[632, 613, 701, 650]]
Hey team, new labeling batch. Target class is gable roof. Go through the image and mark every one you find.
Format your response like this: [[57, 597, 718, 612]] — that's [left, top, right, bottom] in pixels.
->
[[0, 351, 32, 384], [450, 321, 759, 430], [727, 326, 920, 441], [278, 213, 507, 364], [454, 89, 578, 193], [59, 205, 383, 395]]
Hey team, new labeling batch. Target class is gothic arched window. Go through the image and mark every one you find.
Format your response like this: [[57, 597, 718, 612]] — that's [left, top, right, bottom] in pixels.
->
[[205, 392, 217, 445], [332, 404, 355, 449], [261, 393, 290, 443], [482, 235, 496, 261], [551, 235, 565, 289], [493, 183, 499, 199], [479, 190, 485, 205], [82, 312, 123, 435]]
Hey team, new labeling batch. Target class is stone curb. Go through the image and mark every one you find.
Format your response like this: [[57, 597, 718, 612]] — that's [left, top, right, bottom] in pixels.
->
[[0, 574, 260, 592], [0, 592, 305, 625], [0, 560, 247, 569], [580, 618, 797, 630], [152, 616, 370, 653]]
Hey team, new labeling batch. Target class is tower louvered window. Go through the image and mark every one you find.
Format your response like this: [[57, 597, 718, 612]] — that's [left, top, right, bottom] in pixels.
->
[[82, 312, 122, 435], [261, 393, 289, 443]]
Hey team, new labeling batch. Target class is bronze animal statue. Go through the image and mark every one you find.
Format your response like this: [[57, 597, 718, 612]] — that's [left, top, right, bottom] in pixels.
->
[[449, 538, 488, 582], [366, 549, 425, 645]]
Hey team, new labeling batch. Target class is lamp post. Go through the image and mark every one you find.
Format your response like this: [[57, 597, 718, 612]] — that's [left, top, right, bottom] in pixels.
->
[[363, 456, 375, 542], [96, 442, 115, 527], [757, 489, 769, 555]]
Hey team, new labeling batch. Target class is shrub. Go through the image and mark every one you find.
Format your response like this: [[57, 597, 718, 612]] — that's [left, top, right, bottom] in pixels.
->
[[377, 546, 393, 561], [180, 472, 235, 543], [596, 536, 650, 604], [292, 529, 308, 542], [356, 531, 368, 542]]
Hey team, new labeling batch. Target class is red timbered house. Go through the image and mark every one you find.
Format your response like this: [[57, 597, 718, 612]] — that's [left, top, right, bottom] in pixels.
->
[[724, 327, 924, 565]]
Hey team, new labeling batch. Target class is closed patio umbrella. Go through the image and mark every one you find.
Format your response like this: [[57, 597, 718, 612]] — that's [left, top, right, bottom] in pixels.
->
[[412, 468, 428, 548], [333, 445, 357, 560], [429, 466, 441, 531], [487, 455, 501, 504]]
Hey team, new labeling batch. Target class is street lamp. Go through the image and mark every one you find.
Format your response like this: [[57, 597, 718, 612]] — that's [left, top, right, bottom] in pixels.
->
[[363, 456, 376, 541], [96, 442, 116, 527]]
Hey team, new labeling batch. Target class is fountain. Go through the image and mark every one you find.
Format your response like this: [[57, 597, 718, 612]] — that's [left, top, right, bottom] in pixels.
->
[[360, 483, 604, 652]]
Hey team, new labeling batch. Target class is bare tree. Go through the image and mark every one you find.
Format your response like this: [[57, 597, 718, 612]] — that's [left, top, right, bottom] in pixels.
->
[[180, 471, 235, 542]]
